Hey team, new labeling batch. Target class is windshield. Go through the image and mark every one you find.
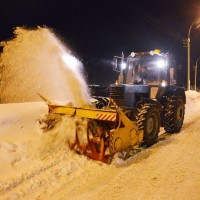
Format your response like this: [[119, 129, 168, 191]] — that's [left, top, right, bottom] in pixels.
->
[[125, 55, 167, 85]]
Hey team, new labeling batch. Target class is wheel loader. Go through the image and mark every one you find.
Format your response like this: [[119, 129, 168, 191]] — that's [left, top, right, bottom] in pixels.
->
[[39, 49, 186, 163]]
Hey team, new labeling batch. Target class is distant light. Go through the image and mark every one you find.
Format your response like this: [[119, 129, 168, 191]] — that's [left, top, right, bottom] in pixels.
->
[[121, 62, 127, 69], [196, 23, 200, 29], [196, 19, 200, 29], [157, 60, 165, 68]]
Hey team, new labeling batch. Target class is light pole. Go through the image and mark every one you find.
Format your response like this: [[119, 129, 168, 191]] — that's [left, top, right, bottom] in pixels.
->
[[187, 18, 200, 91], [194, 56, 200, 91]]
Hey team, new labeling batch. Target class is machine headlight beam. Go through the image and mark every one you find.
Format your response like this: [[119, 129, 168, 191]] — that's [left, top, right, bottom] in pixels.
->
[[156, 60, 166, 68], [121, 62, 127, 69]]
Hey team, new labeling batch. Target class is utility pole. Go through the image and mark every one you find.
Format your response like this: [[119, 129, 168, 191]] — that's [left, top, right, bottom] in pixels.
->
[[187, 38, 190, 90], [194, 56, 200, 91], [186, 18, 200, 91]]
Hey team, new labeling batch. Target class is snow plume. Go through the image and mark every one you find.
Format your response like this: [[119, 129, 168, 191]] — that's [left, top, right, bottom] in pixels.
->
[[0, 27, 91, 161], [0, 26, 90, 106]]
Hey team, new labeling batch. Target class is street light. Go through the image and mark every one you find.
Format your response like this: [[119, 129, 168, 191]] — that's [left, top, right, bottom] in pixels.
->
[[194, 56, 200, 91], [186, 17, 200, 91]]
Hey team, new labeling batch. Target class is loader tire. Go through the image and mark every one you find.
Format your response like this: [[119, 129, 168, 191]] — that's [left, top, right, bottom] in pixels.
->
[[137, 103, 160, 146], [162, 95, 185, 133]]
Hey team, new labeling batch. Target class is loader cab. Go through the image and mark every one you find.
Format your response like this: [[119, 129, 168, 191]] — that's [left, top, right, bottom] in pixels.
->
[[110, 50, 185, 146], [111, 50, 178, 106], [125, 55, 164, 85], [113, 50, 177, 87]]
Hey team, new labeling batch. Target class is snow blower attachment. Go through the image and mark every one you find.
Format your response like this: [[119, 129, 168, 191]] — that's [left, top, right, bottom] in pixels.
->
[[39, 94, 143, 163]]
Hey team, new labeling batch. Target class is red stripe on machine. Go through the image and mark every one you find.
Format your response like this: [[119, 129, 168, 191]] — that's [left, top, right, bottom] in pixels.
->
[[96, 114, 116, 122]]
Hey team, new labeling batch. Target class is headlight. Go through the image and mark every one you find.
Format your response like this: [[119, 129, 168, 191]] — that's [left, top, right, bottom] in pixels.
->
[[161, 80, 167, 87], [156, 60, 165, 68], [121, 63, 127, 69]]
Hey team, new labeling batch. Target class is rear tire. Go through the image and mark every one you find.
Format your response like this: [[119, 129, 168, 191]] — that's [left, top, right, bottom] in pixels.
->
[[136, 103, 160, 146], [162, 95, 185, 133]]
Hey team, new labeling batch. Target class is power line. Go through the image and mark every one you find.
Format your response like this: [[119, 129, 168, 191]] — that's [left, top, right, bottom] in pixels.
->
[[117, 0, 184, 42]]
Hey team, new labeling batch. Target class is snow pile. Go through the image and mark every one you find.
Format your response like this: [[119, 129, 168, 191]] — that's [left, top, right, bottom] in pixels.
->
[[31, 114, 88, 160], [0, 27, 90, 106], [185, 90, 200, 105], [185, 90, 200, 122]]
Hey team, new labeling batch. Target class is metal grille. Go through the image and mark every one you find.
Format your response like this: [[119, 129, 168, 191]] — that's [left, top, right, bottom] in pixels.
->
[[110, 86, 124, 99]]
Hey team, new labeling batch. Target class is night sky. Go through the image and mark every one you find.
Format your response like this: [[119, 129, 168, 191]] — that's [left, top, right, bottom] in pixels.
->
[[0, 0, 200, 86]]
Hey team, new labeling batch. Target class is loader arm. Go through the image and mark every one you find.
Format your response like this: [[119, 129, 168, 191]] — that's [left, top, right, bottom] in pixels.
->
[[109, 99, 144, 155]]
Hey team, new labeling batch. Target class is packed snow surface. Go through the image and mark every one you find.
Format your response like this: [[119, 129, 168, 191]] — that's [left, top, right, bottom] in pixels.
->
[[0, 91, 200, 200]]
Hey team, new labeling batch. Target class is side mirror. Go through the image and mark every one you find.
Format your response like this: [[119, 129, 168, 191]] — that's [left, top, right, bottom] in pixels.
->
[[113, 57, 120, 72]]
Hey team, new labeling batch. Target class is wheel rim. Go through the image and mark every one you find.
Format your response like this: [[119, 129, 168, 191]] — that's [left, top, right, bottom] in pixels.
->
[[146, 113, 158, 137], [176, 103, 184, 127], [147, 117, 154, 134]]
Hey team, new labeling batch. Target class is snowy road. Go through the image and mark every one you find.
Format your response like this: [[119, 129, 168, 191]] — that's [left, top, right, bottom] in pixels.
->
[[1, 91, 200, 200]]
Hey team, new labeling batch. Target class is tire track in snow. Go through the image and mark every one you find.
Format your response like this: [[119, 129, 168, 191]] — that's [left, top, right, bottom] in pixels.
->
[[0, 150, 87, 199], [1, 94, 200, 199]]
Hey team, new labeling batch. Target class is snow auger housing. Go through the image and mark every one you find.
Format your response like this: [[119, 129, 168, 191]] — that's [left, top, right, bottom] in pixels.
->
[[39, 94, 143, 163]]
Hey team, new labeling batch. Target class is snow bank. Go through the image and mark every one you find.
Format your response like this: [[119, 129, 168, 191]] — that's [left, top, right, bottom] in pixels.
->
[[186, 90, 200, 105]]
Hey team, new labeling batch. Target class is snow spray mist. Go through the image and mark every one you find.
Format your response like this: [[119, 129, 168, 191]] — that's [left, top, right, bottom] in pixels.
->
[[0, 26, 90, 106], [0, 27, 91, 158]]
